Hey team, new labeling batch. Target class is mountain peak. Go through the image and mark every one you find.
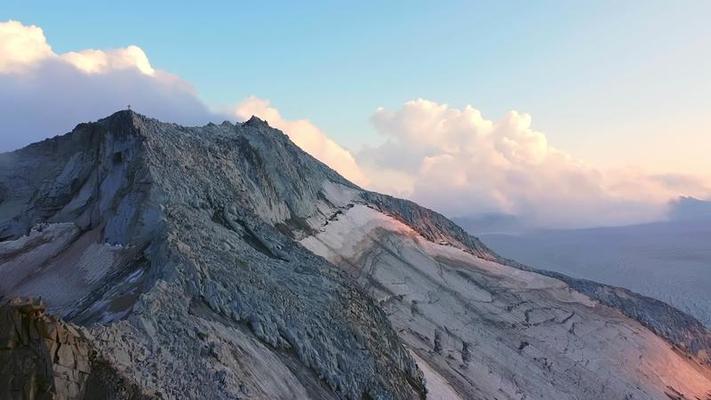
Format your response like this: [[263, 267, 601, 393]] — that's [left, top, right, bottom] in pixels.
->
[[2, 114, 710, 399], [0, 112, 429, 398], [243, 114, 270, 128], [98, 108, 145, 125], [668, 195, 711, 220]]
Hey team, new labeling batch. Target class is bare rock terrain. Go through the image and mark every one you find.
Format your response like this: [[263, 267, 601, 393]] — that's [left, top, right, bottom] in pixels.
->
[[302, 204, 711, 399], [0, 298, 149, 399], [1, 110, 710, 399]]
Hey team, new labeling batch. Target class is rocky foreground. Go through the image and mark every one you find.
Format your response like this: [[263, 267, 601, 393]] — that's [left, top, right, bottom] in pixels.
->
[[0, 111, 710, 399]]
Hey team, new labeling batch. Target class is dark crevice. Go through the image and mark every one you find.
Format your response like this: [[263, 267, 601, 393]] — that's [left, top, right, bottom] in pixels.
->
[[212, 209, 286, 261]]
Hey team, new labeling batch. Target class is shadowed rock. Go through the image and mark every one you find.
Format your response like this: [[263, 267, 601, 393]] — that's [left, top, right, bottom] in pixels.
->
[[0, 298, 150, 400]]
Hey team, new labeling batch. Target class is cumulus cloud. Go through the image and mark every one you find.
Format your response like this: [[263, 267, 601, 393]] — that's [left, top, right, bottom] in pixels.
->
[[233, 96, 370, 187], [0, 19, 370, 189], [0, 20, 53, 73], [3, 20, 708, 228], [60, 45, 156, 75], [359, 99, 711, 228], [0, 20, 214, 152]]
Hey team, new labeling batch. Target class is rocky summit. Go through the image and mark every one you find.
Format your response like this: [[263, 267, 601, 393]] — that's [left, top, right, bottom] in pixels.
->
[[0, 110, 710, 399]]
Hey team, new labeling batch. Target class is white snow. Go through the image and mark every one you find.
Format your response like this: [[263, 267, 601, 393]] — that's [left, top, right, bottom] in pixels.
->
[[321, 181, 359, 207]]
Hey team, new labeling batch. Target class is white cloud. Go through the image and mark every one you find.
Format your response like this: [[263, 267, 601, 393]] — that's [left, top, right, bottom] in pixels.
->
[[60, 45, 156, 75], [0, 20, 156, 76], [0, 20, 364, 189], [360, 99, 711, 228], [0, 20, 214, 152], [0, 20, 53, 73], [3, 20, 709, 228], [233, 96, 370, 187]]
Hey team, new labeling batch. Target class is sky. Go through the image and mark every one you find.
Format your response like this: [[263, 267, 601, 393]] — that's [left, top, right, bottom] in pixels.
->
[[1, 1, 710, 228]]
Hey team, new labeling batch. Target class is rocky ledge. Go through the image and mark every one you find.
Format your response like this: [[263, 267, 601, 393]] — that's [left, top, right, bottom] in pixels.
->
[[0, 298, 150, 400]]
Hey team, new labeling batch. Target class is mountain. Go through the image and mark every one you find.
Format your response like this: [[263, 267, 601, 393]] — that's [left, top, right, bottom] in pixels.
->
[[668, 196, 711, 221], [1, 111, 710, 400]]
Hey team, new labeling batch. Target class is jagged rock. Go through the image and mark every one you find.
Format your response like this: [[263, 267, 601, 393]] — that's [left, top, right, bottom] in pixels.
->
[[0, 298, 58, 400], [1, 110, 710, 399], [0, 298, 150, 400], [0, 111, 424, 399]]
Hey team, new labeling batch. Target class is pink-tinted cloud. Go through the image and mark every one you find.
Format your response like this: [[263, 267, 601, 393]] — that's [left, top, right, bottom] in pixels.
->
[[3, 20, 709, 228], [360, 99, 711, 228]]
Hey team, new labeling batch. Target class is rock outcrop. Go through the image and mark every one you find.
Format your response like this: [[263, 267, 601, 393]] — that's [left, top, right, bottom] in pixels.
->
[[1, 110, 710, 399], [0, 298, 149, 400], [0, 298, 81, 400]]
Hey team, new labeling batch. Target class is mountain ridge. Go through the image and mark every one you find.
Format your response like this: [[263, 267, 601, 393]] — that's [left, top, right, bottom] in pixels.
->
[[1, 110, 710, 399], [1, 110, 426, 399]]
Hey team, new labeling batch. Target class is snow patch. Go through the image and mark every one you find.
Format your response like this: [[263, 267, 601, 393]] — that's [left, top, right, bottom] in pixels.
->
[[321, 181, 359, 207], [301, 204, 415, 263]]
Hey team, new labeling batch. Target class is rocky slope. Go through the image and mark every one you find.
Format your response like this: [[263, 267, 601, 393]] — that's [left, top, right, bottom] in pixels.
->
[[1, 110, 710, 399], [302, 203, 711, 399], [0, 111, 423, 399], [0, 298, 149, 400]]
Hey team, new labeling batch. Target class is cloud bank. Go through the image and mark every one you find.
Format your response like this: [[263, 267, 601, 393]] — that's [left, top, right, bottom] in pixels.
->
[[359, 99, 711, 228], [0, 20, 366, 189], [2, 20, 709, 228], [0, 20, 214, 152]]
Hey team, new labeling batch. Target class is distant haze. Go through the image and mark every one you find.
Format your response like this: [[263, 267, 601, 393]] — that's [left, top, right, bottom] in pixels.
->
[[668, 196, 711, 221]]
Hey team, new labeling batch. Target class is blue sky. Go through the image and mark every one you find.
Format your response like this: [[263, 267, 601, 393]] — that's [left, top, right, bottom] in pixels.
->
[[2, 1, 710, 227], [4, 0, 710, 172]]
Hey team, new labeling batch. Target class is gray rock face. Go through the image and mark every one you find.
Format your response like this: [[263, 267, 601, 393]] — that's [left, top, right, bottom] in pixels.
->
[[1, 110, 710, 399], [0, 298, 149, 400], [359, 192, 492, 258], [0, 111, 424, 399]]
